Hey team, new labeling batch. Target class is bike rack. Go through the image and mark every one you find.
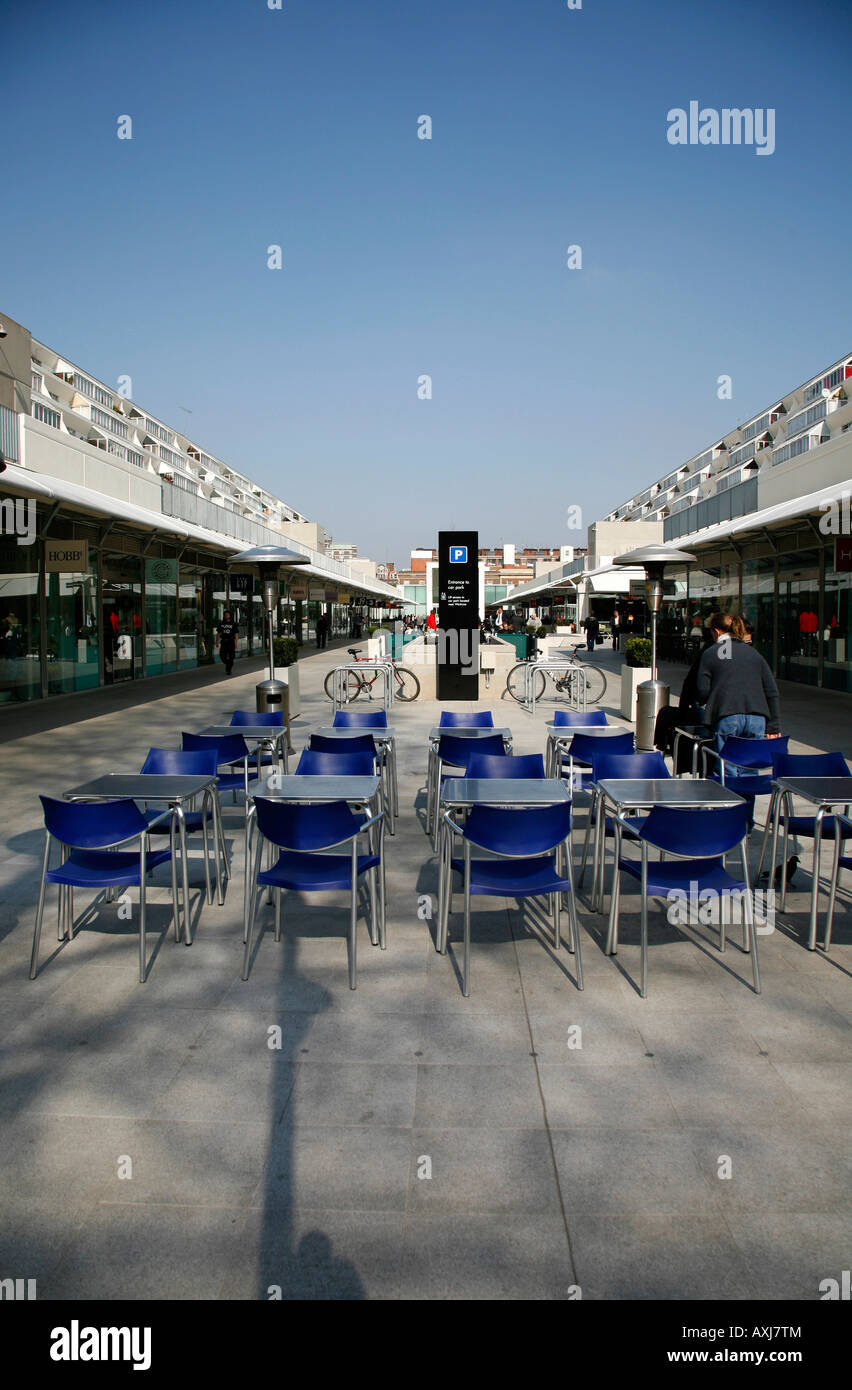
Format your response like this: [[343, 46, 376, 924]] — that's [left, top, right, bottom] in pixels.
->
[[331, 661, 396, 714], [522, 660, 588, 717]]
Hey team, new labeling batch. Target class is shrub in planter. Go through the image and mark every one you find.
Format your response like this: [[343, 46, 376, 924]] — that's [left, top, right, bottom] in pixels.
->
[[536, 625, 549, 638], [272, 636, 298, 667], [525, 623, 537, 635], [624, 637, 652, 668]]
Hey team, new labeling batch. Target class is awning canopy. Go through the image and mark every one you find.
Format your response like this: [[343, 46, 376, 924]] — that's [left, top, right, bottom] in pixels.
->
[[0, 463, 400, 602]]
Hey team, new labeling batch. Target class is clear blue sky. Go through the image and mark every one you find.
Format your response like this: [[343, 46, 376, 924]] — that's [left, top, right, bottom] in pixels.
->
[[3, 0, 850, 566]]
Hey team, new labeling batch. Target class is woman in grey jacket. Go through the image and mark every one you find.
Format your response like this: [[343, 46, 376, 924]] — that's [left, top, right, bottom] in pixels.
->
[[695, 612, 782, 750]]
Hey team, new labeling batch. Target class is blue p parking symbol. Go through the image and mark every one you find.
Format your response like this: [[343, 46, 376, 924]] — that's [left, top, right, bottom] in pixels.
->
[[450, 546, 468, 563]]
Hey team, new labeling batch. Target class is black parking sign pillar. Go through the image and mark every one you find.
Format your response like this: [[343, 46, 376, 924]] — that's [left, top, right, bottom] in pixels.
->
[[437, 530, 479, 701]]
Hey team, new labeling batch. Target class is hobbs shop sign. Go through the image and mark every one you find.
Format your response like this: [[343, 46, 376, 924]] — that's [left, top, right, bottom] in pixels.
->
[[45, 541, 89, 573]]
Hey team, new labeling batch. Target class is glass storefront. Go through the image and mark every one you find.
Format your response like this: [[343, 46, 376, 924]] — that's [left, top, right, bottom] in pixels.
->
[[45, 554, 100, 696], [0, 541, 41, 703], [741, 555, 776, 668], [145, 557, 178, 678], [777, 549, 821, 687], [824, 552, 851, 694], [102, 553, 143, 685]]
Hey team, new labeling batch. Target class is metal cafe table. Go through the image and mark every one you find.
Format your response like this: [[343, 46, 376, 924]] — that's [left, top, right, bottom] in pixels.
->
[[426, 725, 514, 844], [436, 777, 571, 957], [545, 722, 634, 780], [764, 776, 852, 951], [63, 772, 225, 945], [198, 725, 290, 776], [312, 725, 399, 833], [595, 778, 746, 953]]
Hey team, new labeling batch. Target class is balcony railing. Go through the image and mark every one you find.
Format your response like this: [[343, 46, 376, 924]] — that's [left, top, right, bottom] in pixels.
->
[[663, 477, 758, 541]]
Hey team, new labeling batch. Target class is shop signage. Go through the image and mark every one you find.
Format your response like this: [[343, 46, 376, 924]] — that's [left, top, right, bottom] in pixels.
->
[[338, 591, 350, 603], [437, 529, 479, 701], [325, 588, 338, 601], [309, 584, 325, 601], [289, 580, 307, 600], [45, 540, 89, 573], [145, 556, 178, 584], [836, 537, 852, 573]]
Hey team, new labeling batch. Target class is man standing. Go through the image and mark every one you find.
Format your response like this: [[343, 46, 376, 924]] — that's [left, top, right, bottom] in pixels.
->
[[217, 609, 238, 675], [612, 610, 621, 652], [583, 612, 600, 652], [316, 611, 328, 649]]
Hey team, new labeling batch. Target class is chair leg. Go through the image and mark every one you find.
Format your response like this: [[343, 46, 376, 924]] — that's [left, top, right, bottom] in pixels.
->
[[201, 797, 213, 906], [170, 817, 181, 942], [348, 849, 358, 990], [241, 834, 265, 980], [138, 879, 147, 984], [567, 880, 584, 991], [368, 864, 378, 947], [177, 807, 192, 946], [274, 887, 282, 943], [640, 853, 649, 999], [29, 832, 52, 979], [463, 847, 471, 998], [825, 833, 841, 952], [740, 843, 751, 954], [605, 827, 622, 955], [780, 797, 791, 910], [755, 792, 776, 882], [577, 792, 595, 891], [742, 872, 761, 994]]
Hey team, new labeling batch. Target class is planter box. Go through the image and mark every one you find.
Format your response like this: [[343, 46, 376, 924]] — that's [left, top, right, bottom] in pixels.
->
[[620, 664, 652, 722], [273, 663, 300, 717]]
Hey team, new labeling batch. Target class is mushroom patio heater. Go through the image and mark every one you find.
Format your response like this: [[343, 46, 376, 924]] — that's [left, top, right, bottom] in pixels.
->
[[612, 545, 697, 750], [227, 545, 310, 719]]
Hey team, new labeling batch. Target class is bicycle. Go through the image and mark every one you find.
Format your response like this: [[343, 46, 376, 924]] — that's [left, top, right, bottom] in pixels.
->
[[323, 646, 421, 702], [505, 653, 607, 707]]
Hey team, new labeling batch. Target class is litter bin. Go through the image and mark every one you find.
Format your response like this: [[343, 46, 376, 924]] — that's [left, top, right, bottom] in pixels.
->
[[256, 678, 287, 718], [635, 678, 669, 752]]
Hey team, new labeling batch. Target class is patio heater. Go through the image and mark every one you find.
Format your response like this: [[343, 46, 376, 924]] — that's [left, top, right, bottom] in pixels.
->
[[227, 545, 310, 718], [612, 545, 696, 750]]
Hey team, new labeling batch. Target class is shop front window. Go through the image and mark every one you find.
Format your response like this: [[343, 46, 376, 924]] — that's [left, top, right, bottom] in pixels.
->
[[777, 549, 821, 687], [0, 541, 41, 703], [103, 554, 142, 684], [823, 547, 851, 694], [740, 555, 776, 668], [144, 557, 178, 677], [45, 555, 100, 695]]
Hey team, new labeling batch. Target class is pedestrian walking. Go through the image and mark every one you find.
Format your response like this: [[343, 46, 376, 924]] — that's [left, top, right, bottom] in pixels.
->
[[217, 610, 238, 675], [583, 613, 600, 652]]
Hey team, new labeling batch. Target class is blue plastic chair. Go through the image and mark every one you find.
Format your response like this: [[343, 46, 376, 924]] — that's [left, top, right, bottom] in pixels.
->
[[229, 709, 285, 768], [140, 748, 227, 908], [826, 811, 852, 951], [333, 710, 388, 728], [464, 752, 546, 780], [30, 795, 177, 983], [242, 798, 384, 986], [229, 710, 284, 726], [609, 802, 758, 997], [703, 736, 790, 833], [432, 733, 508, 850], [310, 732, 377, 760], [552, 710, 608, 727], [579, 749, 669, 905], [564, 730, 634, 791], [439, 711, 494, 727], [761, 751, 852, 908], [296, 750, 375, 777], [182, 731, 259, 804], [439, 803, 582, 997]]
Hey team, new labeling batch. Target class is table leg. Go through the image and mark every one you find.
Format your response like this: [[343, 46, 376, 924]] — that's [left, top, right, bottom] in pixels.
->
[[808, 808, 826, 951], [176, 805, 192, 945]]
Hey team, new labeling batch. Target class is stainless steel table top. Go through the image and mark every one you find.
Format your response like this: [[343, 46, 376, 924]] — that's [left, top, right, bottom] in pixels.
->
[[255, 774, 380, 801], [597, 778, 745, 811], [430, 727, 512, 741], [772, 776, 852, 806], [313, 726, 394, 741], [65, 773, 217, 801], [441, 777, 571, 806], [547, 725, 632, 740], [199, 726, 286, 741]]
